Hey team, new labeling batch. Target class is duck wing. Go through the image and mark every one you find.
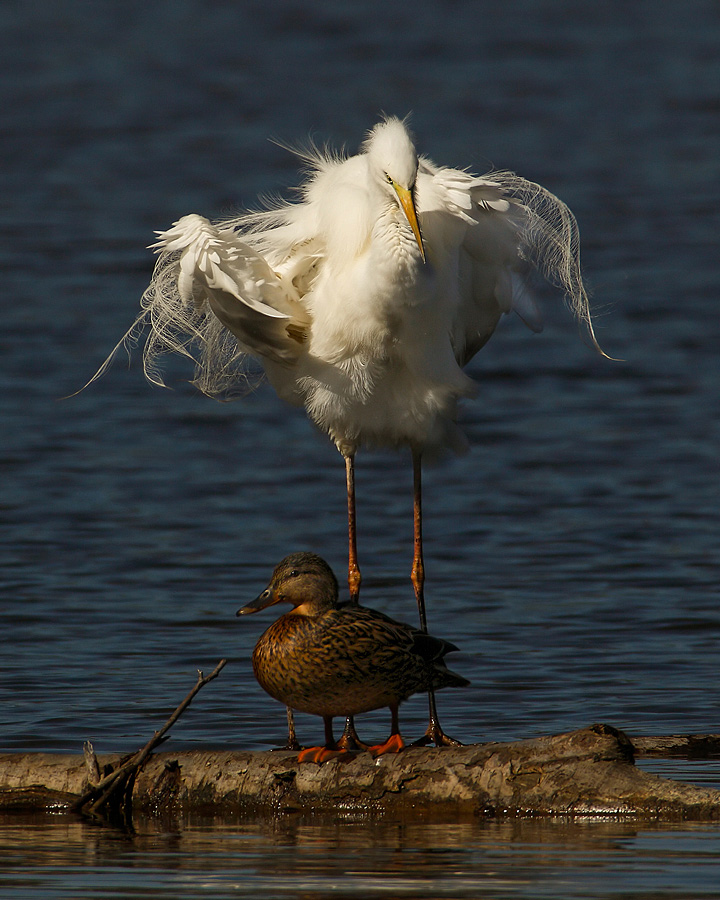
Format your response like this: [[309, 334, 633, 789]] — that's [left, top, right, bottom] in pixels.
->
[[337, 605, 470, 691]]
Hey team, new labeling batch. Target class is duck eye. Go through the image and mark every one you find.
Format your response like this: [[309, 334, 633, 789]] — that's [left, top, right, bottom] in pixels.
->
[[289, 569, 299, 578]]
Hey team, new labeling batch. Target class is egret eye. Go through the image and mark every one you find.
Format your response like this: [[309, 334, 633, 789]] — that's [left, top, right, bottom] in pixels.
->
[[385, 173, 393, 184]]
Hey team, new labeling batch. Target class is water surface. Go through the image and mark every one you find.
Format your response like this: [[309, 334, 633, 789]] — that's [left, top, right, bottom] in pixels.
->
[[3, 815, 720, 899]]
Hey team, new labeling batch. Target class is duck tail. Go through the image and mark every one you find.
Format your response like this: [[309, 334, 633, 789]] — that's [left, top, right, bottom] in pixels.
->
[[412, 632, 470, 689], [434, 665, 471, 690]]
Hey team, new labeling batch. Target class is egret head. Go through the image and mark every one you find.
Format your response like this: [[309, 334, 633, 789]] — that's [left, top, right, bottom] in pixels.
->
[[364, 117, 425, 260], [364, 117, 418, 188]]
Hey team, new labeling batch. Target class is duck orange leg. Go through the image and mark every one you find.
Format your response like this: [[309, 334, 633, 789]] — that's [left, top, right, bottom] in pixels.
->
[[369, 705, 406, 757], [411, 449, 462, 749], [298, 716, 356, 764]]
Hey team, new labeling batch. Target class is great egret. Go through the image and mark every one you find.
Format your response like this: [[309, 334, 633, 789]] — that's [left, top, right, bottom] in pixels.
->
[[99, 116, 602, 745]]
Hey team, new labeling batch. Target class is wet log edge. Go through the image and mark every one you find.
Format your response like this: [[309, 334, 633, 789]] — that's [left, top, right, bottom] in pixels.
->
[[2, 724, 720, 821]]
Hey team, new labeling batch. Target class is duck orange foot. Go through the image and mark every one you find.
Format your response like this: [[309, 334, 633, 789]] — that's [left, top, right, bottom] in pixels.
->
[[297, 746, 356, 764], [369, 733, 405, 757]]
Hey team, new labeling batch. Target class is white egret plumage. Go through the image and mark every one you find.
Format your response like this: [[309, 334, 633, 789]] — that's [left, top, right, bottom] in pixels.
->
[[99, 116, 603, 746]]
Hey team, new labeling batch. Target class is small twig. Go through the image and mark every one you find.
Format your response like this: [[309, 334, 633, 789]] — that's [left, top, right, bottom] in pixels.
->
[[147, 658, 228, 750], [73, 658, 227, 814], [83, 741, 101, 784]]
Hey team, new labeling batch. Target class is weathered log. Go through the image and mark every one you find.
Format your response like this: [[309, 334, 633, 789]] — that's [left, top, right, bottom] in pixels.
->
[[2, 724, 720, 821]]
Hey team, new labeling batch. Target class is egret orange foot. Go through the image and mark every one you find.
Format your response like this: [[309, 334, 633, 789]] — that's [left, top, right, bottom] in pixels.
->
[[273, 738, 301, 751], [412, 724, 463, 748], [369, 733, 405, 757], [338, 720, 369, 752]]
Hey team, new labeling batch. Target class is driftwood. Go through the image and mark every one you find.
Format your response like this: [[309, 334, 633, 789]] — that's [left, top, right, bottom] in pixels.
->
[[2, 724, 720, 822], [2, 659, 719, 821], [632, 734, 720, 759]]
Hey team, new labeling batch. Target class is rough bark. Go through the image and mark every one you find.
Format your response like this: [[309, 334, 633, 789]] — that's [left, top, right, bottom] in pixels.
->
[[2, 724, 720, 822]]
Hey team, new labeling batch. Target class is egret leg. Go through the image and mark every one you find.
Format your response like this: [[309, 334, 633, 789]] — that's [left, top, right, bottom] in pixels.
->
[[411, 449, 428, 631], [411, 449, 462, 749], [345, 451, 361, 603], [338, 720, 368, 751], [340, 450, 366, 751], [280, 706, 301, 751]]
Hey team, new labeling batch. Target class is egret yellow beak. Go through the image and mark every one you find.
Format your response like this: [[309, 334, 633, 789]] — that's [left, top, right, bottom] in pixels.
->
[[393, 182, 426, 262]]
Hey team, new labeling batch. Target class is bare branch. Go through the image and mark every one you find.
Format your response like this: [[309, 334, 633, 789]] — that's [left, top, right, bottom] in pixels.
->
[[73, 658, 227, 816]]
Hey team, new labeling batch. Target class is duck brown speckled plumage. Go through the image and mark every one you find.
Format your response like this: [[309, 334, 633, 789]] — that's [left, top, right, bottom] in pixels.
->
[[237, 552, 469, 763]]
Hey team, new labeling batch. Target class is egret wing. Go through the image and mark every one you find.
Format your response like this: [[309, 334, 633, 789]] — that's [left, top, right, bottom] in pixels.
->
[[471, 171, 602, 352], [152, 214, 310, 364], [418, 164, 523, 364], [422, 160, 602, 361]]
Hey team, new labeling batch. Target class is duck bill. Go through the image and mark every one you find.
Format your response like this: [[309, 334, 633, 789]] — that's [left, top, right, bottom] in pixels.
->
[[393, 183, 426, 262], [236, 587, 281, 616]]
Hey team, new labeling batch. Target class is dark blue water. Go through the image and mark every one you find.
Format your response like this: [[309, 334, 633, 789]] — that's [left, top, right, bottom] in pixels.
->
[[2, 0, 719, 896]]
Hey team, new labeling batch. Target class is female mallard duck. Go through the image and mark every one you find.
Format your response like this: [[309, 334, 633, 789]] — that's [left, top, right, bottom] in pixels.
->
[[237, 552, 469, 763]]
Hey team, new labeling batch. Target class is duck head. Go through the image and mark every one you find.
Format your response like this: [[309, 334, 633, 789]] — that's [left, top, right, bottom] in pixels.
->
[[237, 552, 339, 617]]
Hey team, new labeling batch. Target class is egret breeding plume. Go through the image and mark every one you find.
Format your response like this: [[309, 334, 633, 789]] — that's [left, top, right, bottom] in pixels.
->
[[99, 116, 602, 745]]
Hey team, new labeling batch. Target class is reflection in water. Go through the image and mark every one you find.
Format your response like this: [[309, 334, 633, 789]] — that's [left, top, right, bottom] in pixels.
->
[[636, 758, 720, 792], [2, 813, 720, 898]]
